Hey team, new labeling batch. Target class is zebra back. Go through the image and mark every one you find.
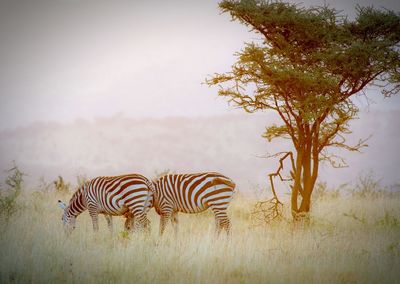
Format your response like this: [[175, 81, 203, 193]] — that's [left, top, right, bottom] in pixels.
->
[[153, 172, 236, 214]]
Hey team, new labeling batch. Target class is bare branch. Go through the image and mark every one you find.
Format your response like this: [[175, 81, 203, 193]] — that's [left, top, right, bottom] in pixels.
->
[[251, 151, 298, 225], [320, 152, 349, 168]]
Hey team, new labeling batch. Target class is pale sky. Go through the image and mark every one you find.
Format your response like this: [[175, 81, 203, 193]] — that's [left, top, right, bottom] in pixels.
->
[[0, 0, 399, 130]]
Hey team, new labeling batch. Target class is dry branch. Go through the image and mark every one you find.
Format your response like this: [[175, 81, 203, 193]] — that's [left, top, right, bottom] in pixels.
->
[[251, 152, 294, 225]]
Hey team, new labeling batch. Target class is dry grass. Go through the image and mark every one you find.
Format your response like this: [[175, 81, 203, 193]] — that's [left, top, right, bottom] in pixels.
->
[[0, 188, 399, 284]]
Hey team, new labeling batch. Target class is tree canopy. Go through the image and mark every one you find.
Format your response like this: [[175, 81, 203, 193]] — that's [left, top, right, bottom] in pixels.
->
[[207, 0, 400, 218]]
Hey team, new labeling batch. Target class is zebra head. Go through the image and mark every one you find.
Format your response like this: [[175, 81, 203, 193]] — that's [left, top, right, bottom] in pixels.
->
[[58, 185, 87, 233], [58, 199, 77, 233]]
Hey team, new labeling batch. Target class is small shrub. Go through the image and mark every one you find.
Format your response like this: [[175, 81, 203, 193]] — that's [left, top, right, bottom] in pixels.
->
[[37, 176, 53, 193], [313, 182, 341, 201], [343, 210, 367, 224], [387, 242, 400, 257], [119, 230, 130, 239], [53, 176, 70, 193], [0, 164, 25, 222], [376, 211, 399, 228], [350, 170, 387, 198]]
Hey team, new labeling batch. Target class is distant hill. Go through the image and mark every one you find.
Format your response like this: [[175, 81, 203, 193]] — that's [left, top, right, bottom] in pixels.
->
[[0, 111, 399, 194]]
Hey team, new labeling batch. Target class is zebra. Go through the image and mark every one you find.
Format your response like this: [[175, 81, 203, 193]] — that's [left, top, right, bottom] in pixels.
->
[[126, 172, 236, 235], [58, 174, 153, 233]]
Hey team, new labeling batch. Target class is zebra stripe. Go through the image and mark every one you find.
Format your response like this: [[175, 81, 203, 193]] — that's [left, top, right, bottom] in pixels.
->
[[59, 174, 152, 233], [150, 172, 236, 235]]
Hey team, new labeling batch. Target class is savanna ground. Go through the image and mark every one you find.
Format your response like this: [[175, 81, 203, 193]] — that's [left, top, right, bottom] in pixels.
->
[[0, 175, 399, 284]]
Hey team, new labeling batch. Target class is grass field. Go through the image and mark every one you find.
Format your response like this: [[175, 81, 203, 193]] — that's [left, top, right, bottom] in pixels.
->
[[0, 185, 399, 284]]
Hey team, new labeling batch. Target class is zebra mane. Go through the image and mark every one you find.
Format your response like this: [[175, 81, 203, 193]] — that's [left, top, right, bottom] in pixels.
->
[[69, 181, 88, 203]]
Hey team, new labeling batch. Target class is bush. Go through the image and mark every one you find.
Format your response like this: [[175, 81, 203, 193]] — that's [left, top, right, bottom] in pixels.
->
[[53, 176, 71, 193], [313, 182, 341, 201], [37, 176, 53, 192], [376, 211, 399, 228], [350, 171, 388, 198], [0, 165, 25, 222]]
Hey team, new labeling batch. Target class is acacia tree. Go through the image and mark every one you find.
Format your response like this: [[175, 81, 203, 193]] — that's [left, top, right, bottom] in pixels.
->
[[207, 0, 400, 219]]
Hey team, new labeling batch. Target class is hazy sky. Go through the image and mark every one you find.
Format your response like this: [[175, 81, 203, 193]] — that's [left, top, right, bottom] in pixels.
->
[[1, 0, 399, 130]]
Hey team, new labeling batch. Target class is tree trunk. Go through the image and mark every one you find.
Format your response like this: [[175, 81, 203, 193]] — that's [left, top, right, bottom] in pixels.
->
[[291, 142, 317, 221], [298, 191, 311, 213], [291, 177, 313, 221], [290, 147, 304, 219]]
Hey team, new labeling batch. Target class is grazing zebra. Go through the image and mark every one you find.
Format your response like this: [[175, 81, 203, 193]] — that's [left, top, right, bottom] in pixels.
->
[[58, 174, 153, 233], [128, 172, 236, 235]]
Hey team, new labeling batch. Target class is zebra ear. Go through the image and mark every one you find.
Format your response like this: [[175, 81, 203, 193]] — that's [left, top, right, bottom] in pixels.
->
[[58, 200, 67, 210]]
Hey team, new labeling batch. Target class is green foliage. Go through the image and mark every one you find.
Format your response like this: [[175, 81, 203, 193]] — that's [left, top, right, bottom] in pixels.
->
[[263, 124, 290, 142], [210, 0, 400, 148], [0, 164, 25, 222], [119, 230, 130, 240]]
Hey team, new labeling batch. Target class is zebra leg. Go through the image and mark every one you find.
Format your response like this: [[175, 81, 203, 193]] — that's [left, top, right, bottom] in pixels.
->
[[140, 214, 151, 234], [211, 208, 231, 236], [123, 211, 134, 232], [104, 215, 113, 234], [214, 218, 222, 236], [124, 216, 134, 232], [171, 212, 179, 236], [159, 213, 172, 236], [220, 215, 232, 236], [88, 207, 99, 232]]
